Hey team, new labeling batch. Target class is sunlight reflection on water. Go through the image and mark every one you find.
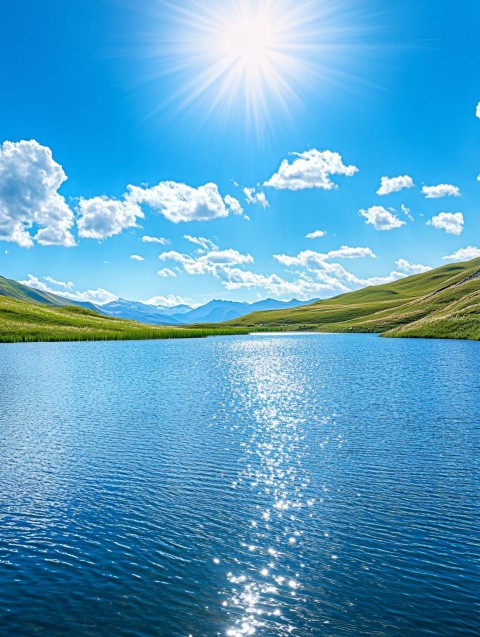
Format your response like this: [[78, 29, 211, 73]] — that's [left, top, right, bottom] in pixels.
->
[[219, 338, 330, 636]]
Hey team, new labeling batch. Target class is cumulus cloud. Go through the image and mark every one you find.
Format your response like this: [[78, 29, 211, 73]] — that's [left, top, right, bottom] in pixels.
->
[[65, 288, 118, 305], [158, 241, 404, 300], [395, 259, 432, 274], [141, 235, 169, 245], [130, 254, 145, 261], [127, 181, 241, 223], [159, 248, 254, 275], [238, 264, 402, 297], [244, 187, 269, 208], [157, 268, 177, 278], [225, 268, 403, 298], [359, 206, 406, 231], [0, 139, 76, 247], [19, 274, 117, 305], [443, 246, 480, 261], [327, 246, 376, 259], [156, 246, 334, 298], [215, 268, 330, 297], [376, 175, 414, 196], [427, 212, 464, 235], [77, 196, 144, 240], [476, 102, 480, 119], [306, 230, 326, 239], [264, 149, 358, 191], [184, 235, 219, 252], [422, 184, 461, 198], [274, 246, 401, 292]]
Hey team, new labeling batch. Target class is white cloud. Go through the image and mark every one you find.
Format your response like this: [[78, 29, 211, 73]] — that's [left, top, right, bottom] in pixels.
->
[[184, 235, 219, 252], [401, 204, 415, 221], [43, 276, 74, 289], [141, 235, 170, 245], [476, 102, 480, 119], [127, 181, 241, 223], [359, 206, 406, 231], [271, 246, 392, 294], [205, 249, 253, 265], [376, 175, 414, 196], [77, 196, 144, 240], [215, 268, 329, 297], [130, 254, 145, 261], [159, 248, 254, 275], [157, 268, 177, 278], [274, 245, 376, 266], [224, 194, 245, 217], [244, 187, 269, 208], [66, 288, 118, 305], [306, 230, 326, 239], [156, 242, 402, 301], [443, 246, 480, 261], [19, 274, 117, 305], [219, 264, 403, 299], [0, 139, 76, 248], [142, 294, 194, 308], [264, 149, 358, 191], [422, 184, 461, 198], [395, 259, 432, 274], [327, 246, 376, 259], [427, 212, 464, 235]]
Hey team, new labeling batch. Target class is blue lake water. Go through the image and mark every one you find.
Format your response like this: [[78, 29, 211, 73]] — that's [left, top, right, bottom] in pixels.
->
[[0, 333, 479, 636]]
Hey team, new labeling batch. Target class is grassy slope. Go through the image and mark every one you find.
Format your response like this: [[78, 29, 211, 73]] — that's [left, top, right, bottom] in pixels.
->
[[2, 258, 479, 343], [0, 297, 248, 343], [210, 258, 480, 341], [0, 275, 98, 309]]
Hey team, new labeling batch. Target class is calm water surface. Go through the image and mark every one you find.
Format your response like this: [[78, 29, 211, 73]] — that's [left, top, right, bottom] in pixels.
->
[[0, 334, 479, 636]]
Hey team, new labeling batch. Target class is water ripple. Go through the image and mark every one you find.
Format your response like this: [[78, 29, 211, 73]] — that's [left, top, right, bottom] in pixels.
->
[[0, 335, 479, 636]]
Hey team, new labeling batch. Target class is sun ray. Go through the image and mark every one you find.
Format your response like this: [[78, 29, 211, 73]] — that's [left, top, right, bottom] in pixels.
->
[[140, 0, 374, 131]]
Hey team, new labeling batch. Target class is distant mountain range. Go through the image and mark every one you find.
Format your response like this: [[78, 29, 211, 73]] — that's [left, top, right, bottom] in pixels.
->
[[98, 299, 185, 325], [94, 297, 318, 324], [98, 297, 317, 324], [0, 275, 317, 325]]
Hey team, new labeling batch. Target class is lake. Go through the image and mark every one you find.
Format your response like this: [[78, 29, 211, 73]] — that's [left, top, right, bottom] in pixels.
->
[[0, 334, 479, 636]]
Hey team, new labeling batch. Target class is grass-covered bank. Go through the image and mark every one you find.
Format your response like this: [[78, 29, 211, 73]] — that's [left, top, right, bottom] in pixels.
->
[[202, 258, 480, 341], [0, 297, 249, 343]]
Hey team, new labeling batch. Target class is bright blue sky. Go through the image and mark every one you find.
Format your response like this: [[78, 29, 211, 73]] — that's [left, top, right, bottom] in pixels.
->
[[0, 0, 479, 307]]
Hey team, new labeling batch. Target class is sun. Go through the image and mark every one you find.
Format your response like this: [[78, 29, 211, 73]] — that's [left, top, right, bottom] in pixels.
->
[[219, 9, 279, 72], [143, 0, 364, 130]]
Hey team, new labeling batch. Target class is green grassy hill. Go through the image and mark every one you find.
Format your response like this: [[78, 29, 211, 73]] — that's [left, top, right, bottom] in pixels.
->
[[0, 275, 99, 310], [211, 258, 480, 341], [0, 296, 248, 343], [1, 258, 480, 343]]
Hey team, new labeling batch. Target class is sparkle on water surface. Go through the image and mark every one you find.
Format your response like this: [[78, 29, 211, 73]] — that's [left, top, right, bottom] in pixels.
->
[[0, 333, 479, 636]]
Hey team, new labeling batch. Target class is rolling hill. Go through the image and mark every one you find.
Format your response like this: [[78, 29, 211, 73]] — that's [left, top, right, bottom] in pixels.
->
[[209, 258, 480, 341], [0, 275, 101, 312], [1, 258, 480, 342]]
